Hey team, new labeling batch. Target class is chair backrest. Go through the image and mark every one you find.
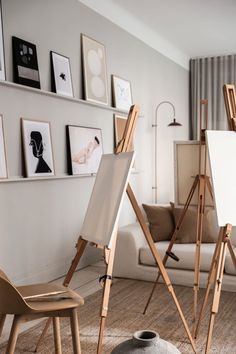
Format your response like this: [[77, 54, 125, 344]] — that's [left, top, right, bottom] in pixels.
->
[[0, 270, 30, 314]]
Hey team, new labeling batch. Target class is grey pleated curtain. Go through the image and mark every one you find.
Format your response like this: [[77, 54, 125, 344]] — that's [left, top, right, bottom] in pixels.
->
[[190, 55, 236, 139]]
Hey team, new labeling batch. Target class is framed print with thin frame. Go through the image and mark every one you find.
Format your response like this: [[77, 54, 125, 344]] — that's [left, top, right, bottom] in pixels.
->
[[0, 1, 5, 81], [21, 119, 55, 177], [81, 34, 108, 105], [51, 51, 73, 97], [0, 114, 7, 178], [112, 75, 132, 111], [67, 125, 103, 175], [12, 36, 40, 89]]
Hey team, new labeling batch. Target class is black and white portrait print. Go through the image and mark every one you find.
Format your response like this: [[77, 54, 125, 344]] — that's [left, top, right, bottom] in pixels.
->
[[22, 119, 55, 177], [29, 131, 52, 173]]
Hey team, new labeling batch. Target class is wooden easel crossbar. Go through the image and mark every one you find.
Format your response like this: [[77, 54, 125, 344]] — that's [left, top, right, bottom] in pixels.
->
[[35, 104, 196, 354]]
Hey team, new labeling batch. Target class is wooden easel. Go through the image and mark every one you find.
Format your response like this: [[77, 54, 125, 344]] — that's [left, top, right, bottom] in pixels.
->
[[223, 84, 236, 130], [36, 104, 196, 354], [192, 85, 236, 351], [143, 100, 214, 327]]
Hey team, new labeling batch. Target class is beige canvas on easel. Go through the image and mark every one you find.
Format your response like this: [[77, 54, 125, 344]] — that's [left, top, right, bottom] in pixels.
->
[[174, 141, 213, 206]]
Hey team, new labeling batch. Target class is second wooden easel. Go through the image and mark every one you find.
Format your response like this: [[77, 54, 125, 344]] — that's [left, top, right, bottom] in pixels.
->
[[35, 104, 196, 354], [143, 100, 213, 329], [192, 84, 236, 351], [195, 126, 236, 353], [223, 83, 236, 130]]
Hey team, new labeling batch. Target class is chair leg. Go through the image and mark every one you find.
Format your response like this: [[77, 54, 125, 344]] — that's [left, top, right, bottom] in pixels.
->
[[70, 308, 81, 354], [6, 315, 22, 354], [52, 317, 62, 354], [0, 314, 6, 337]]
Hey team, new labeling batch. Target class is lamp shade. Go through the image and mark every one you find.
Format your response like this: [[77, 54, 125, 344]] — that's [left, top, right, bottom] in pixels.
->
[[168, 118, 182, 127]]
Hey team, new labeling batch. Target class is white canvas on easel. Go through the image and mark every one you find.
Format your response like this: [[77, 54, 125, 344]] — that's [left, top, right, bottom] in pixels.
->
[[206, 130, 236, 226], [80, 152, 135, 248], [199, 130, 236, 353]]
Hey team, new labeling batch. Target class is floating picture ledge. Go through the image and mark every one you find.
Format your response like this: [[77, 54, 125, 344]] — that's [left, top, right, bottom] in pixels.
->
[[0, 169, 141, 184], [0, 80, 144, 116]]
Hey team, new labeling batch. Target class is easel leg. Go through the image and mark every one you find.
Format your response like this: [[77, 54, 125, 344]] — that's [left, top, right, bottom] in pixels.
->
[[194, 228, 222, 339], [143, 176, 199, 314], [205, 226, 229, 354], [193, 176, 206, 327], [126, 184, 197, 353], [0, 315, 6, 337], [35, 238, 87, 352], [97, 232, 117, 354], [97, 318, 106, 354], [227, 239, 236, 270]]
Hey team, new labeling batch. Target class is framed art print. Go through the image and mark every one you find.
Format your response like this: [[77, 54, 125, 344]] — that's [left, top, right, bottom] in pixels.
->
[[12, 36, 40, 89], [114, 114, 134, 152], [0, 115, 7, 178], [112, 75, 132, 111], [21, 119, 55, 177], [51, 51, 73, 97], [67, 125, 103, 175], [81, 34, 108, 105], [0, 1, 5, 81]]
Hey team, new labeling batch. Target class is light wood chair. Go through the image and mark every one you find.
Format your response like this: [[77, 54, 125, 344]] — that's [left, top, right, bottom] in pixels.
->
[[0, 269, 84, 354]]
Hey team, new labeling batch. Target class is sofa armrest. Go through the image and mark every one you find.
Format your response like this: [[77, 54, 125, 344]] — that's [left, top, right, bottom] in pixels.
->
[[113, 222, 147, 278]]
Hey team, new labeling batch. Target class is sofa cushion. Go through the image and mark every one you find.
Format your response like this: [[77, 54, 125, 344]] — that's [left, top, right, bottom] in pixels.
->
[[142, 204, 174, 242], [225, 247, 236, 275], [139, 241, 216, 272], [172, 206, 219, 243]]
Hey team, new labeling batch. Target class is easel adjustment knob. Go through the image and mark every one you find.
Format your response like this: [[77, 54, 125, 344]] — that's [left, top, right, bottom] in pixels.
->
[[99, 274, 113, 287], [166, 251, 179, 262]]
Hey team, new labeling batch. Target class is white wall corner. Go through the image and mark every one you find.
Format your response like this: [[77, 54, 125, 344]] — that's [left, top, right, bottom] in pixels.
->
[[78, 0, 190, 70]]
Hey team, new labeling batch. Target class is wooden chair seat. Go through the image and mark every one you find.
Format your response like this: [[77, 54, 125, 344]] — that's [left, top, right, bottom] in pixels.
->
[[17, 283, 84, 313], [0, 270, 84, 354]]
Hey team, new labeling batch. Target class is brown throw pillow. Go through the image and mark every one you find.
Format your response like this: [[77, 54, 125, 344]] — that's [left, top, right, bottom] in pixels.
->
[[142, 204, 175, 242], [172, 205, 219, 243]]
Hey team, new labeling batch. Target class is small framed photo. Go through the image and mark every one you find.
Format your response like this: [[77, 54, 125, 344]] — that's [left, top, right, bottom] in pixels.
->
[[67, 125, 103, 176], [0, 114, 7, 178], [112, 75, 132, 111], [21, 119, 55, 177], [114, 114, 134, 152], [51, 51, 73, 97], [12, 36, 40, 89], [81, 34, 108, 105], [0, 1, 5, 81]]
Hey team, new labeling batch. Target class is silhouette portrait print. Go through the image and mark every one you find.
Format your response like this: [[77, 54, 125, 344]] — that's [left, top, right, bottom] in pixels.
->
[[30, 131, 52, 173]]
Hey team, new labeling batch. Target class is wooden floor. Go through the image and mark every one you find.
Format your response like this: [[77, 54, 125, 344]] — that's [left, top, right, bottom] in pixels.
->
[[0, 261, 106, 344]]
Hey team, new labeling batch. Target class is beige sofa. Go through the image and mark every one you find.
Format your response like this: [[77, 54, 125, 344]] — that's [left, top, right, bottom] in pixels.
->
[[113, 206, 236, 292]]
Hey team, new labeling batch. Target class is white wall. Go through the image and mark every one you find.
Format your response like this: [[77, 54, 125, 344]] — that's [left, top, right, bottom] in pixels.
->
[[0, 0, 189, 284]]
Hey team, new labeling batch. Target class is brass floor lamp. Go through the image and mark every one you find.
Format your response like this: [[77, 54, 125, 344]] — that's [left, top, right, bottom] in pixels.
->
[[152, 100, 182, 203]]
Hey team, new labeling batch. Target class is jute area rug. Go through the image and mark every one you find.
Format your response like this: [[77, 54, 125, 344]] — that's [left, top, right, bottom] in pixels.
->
[[0, 279, 235, 353]]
